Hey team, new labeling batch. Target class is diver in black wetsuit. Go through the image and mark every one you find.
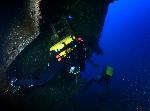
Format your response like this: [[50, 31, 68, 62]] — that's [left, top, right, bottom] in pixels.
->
[[84, 66, 114, 92]]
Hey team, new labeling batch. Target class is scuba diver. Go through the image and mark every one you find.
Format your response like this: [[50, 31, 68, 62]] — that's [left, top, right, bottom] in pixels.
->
[[84, 65, 114, 93]]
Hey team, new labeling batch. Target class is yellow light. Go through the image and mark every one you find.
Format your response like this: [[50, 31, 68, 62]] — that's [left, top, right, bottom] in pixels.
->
[[59, 48, 73, 58], [50, 35, 75, 52]]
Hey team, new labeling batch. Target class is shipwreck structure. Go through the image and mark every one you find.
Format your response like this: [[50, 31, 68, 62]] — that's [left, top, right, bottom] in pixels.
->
[[0, 0, 116, 111]]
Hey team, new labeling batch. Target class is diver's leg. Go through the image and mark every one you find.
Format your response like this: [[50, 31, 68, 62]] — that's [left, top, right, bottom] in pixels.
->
[[106, 84, 110, 92], [84, 79, 98, 90], [105, 80, 111, 94], [99, 76, 111, 94]]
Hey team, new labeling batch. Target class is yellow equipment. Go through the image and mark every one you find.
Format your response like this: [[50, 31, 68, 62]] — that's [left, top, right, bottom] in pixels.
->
[[105, 66, 114, 77], [50, 35, 75, 52]]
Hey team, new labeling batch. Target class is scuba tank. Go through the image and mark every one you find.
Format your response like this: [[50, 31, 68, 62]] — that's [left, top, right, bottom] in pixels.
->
[[105, 66, 114, 77]]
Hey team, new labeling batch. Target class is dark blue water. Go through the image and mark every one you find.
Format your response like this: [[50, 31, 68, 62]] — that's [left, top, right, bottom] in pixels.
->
[[76, 0, 150, 111]]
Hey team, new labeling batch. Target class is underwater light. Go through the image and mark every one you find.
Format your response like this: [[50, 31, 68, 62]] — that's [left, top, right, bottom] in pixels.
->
[[10, 77, 18, 86], [69, 66, 76, 73], [10, 83, 13, 86], [29, 84, 34, 88], [77, 37, 83, 42], [56, 54, 60, 58], [48, 63, 50, 67], [68, 15, 73, 19], [58, 58, 62, 61]]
